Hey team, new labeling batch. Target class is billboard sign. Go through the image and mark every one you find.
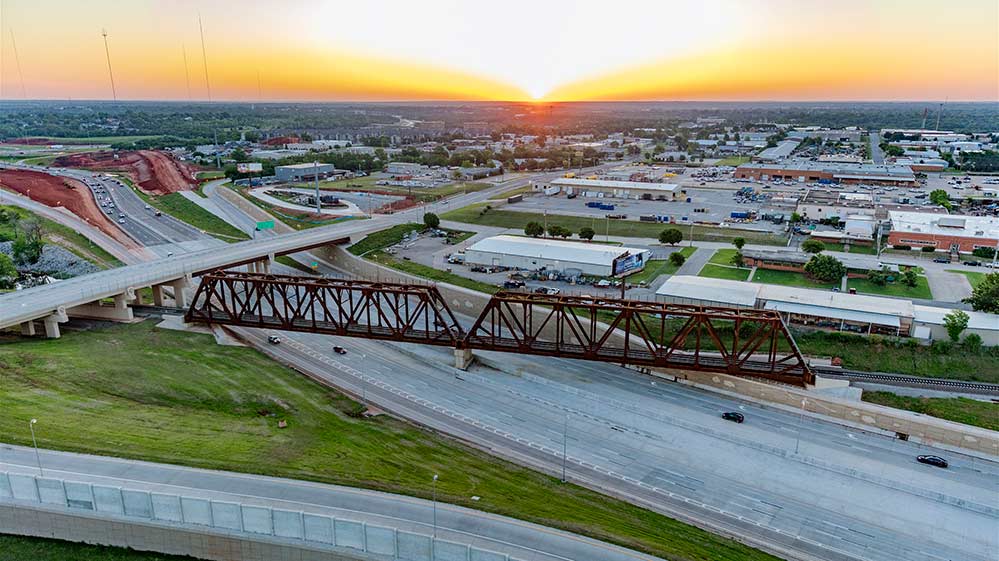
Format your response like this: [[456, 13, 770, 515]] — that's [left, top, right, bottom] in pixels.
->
[[237, 162, 263, 173], [612, 251, 645, 277]]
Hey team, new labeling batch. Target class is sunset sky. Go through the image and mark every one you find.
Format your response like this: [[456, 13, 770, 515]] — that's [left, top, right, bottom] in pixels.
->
[[1, 0, 997, 102]]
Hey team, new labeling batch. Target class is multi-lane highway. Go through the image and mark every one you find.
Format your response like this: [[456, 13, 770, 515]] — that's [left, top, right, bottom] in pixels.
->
[[238, 326, 997, 561]]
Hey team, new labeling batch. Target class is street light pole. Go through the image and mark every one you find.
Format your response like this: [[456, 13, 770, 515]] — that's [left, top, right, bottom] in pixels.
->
[[432, 474, 439, 538], [794, 398, 807, 455], [29, 419, 42, 476], [561, 414, 568, 483]]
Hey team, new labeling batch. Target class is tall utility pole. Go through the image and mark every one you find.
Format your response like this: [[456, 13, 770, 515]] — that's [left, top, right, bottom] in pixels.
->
[[182, 44, 192, 100], [198, 15, 211, 102], [9, 29, 27, 98], [314, 161, 321, 214], [101, 29, 117, 101]]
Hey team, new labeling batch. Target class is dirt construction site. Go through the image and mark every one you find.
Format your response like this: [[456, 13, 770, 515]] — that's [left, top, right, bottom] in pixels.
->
[[0, 168, 136, 246], [54, 150, 199, 195]]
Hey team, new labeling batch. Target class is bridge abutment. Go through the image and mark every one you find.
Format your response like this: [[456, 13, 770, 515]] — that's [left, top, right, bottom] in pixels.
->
[[454, 348, 475, 370]]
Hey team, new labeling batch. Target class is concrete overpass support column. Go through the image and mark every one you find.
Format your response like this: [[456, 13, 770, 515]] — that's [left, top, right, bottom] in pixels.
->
[[454, 348, 474, 370], [20, 322, 36, 336], [170, 278, 191, 308], [42, 311, 67, 339], [264, 254, 274, 274], [151, 284, 166, 307]]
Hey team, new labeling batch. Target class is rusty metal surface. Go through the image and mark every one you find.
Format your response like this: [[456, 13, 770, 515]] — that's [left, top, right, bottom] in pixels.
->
[[187, 272, 814, 386]]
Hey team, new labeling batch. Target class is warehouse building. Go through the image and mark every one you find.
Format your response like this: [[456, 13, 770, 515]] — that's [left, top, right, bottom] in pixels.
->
[[385, 162, 429, 175], [464, 235, 649, 277], [796, 191, 876, 221], [752, 139, 801, 162], [656, 275, 998, 343], [887, 211, 999, 254], [734, 162, 916, 187], [274, 163, 337, 182], [550, 177, 680, 200]]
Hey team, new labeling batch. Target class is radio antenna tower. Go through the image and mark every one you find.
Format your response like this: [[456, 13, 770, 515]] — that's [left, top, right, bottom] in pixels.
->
[[9, 29, 27, 98], [182, 44, 192, 100], [198, 15, 212, 102], [101, 29, 117, 101]]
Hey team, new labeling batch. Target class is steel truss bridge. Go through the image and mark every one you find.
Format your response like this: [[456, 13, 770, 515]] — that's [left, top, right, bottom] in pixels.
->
[[186, 271, 814, 386]]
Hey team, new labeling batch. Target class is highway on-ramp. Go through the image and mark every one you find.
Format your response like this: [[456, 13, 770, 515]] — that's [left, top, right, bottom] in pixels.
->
[[0, 445, 660, 561]]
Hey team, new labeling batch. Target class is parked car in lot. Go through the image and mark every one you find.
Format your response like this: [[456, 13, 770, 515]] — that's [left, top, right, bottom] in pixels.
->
[[916, 455, 948, 468], [503, 280, 525, 289], [534, 287, 560, 295], [267, 335, 281, 344], [721, 412, 745, 423]]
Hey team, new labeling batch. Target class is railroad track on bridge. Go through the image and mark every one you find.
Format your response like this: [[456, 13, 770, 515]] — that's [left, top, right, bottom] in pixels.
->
[[813, 366, 999, 396]]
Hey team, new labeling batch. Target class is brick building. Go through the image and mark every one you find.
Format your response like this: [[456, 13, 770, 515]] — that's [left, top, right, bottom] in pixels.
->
[[887, 211, 999, 254]]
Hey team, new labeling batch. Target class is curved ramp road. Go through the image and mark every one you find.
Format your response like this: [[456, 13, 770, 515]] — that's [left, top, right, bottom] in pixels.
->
[[0, 445, 660, 561]]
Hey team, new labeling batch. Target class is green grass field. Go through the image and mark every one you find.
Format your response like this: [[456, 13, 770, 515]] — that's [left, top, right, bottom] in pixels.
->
[[0, 205, 122, 269], [708, 248, 740, 266], [7, 135, 163, 145], [0, 322, 777, 561], [840, 244, 878, 255], [625, 247, 696, 284], [846, 276, 932, 300], [0, 535, 196, 561], [443, 204, 788, 245], [861, 391, 998, 431], [699, 264, 751, 281], [715, 156, 751, 166], [348, 223, 424, 255], [947, 269, 988, 288], [752, 269, 839, 290]]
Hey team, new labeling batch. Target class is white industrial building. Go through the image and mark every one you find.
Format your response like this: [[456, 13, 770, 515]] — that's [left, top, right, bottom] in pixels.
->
[[550, 178, 680, 200], [274, 163, 337, 182], [656, 275, 998, 344], [464, 235, 650, 277]]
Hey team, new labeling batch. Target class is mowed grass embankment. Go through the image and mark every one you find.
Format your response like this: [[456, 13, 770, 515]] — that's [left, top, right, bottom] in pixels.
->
[[0, 535, 197, 561], [0, 322, 779, 561], [861, 391, 998, 431]]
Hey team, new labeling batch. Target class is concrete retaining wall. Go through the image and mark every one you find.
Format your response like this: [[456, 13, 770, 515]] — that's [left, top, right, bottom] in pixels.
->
[[664, 369, 999, 456], [0, 472, 519, 561]]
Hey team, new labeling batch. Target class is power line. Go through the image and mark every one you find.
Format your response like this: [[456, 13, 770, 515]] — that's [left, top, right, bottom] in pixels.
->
[[101, 28, 117, 101], [9, 29, 27, 98], [198, 15, 211, 102], [182, 44, 192, 100]]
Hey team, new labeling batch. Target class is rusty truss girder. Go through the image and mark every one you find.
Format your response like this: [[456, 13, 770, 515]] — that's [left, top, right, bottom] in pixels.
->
[[185, 271, 463, 347], [467, 291, 814, 386], [187, 272, 813, 386]]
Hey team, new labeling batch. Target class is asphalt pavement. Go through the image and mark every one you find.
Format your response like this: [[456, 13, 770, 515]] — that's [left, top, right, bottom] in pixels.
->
[[0, 445, 659, 561]]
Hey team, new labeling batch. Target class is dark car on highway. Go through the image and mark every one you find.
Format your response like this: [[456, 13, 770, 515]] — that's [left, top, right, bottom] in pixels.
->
[[721, 412, 745, 423], [916, 455, 948, 468], [333, 346, 347, 355]]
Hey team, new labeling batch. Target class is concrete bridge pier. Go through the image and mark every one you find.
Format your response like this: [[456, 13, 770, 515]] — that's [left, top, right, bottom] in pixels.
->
[[43, 309, 68, 339], [454, 348, 475, 370], [20, 321, 36, 336], [151, 284, 166, 307]]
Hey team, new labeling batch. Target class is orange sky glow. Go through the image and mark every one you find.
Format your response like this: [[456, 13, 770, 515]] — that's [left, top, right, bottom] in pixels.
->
[[1, 0, 996, 102]]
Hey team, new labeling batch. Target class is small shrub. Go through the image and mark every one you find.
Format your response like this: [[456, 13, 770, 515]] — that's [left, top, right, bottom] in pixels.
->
[[920, 245, 936, 253]]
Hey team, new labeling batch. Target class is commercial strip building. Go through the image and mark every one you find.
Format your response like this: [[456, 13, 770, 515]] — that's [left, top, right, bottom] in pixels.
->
[[549, 177, 680, 200], [274, 163, 338, 182], [887, 211, 999, 254], [464, 235, 649, 277], [738, 250, 910, 276], [656, 276, 998, 344], [734, 162, 917, 187]]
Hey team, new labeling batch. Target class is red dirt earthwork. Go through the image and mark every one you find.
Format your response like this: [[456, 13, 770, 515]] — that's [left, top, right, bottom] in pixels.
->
[[54, 150, 199, 195], [0, 168, 137, 247]]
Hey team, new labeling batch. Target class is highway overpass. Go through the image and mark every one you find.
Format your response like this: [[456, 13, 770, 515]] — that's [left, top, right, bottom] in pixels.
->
[[0, 221, 369, 337]]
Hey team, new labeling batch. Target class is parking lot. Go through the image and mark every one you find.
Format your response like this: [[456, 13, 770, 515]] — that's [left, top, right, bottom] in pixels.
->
[[506, 187, 790, 233]]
